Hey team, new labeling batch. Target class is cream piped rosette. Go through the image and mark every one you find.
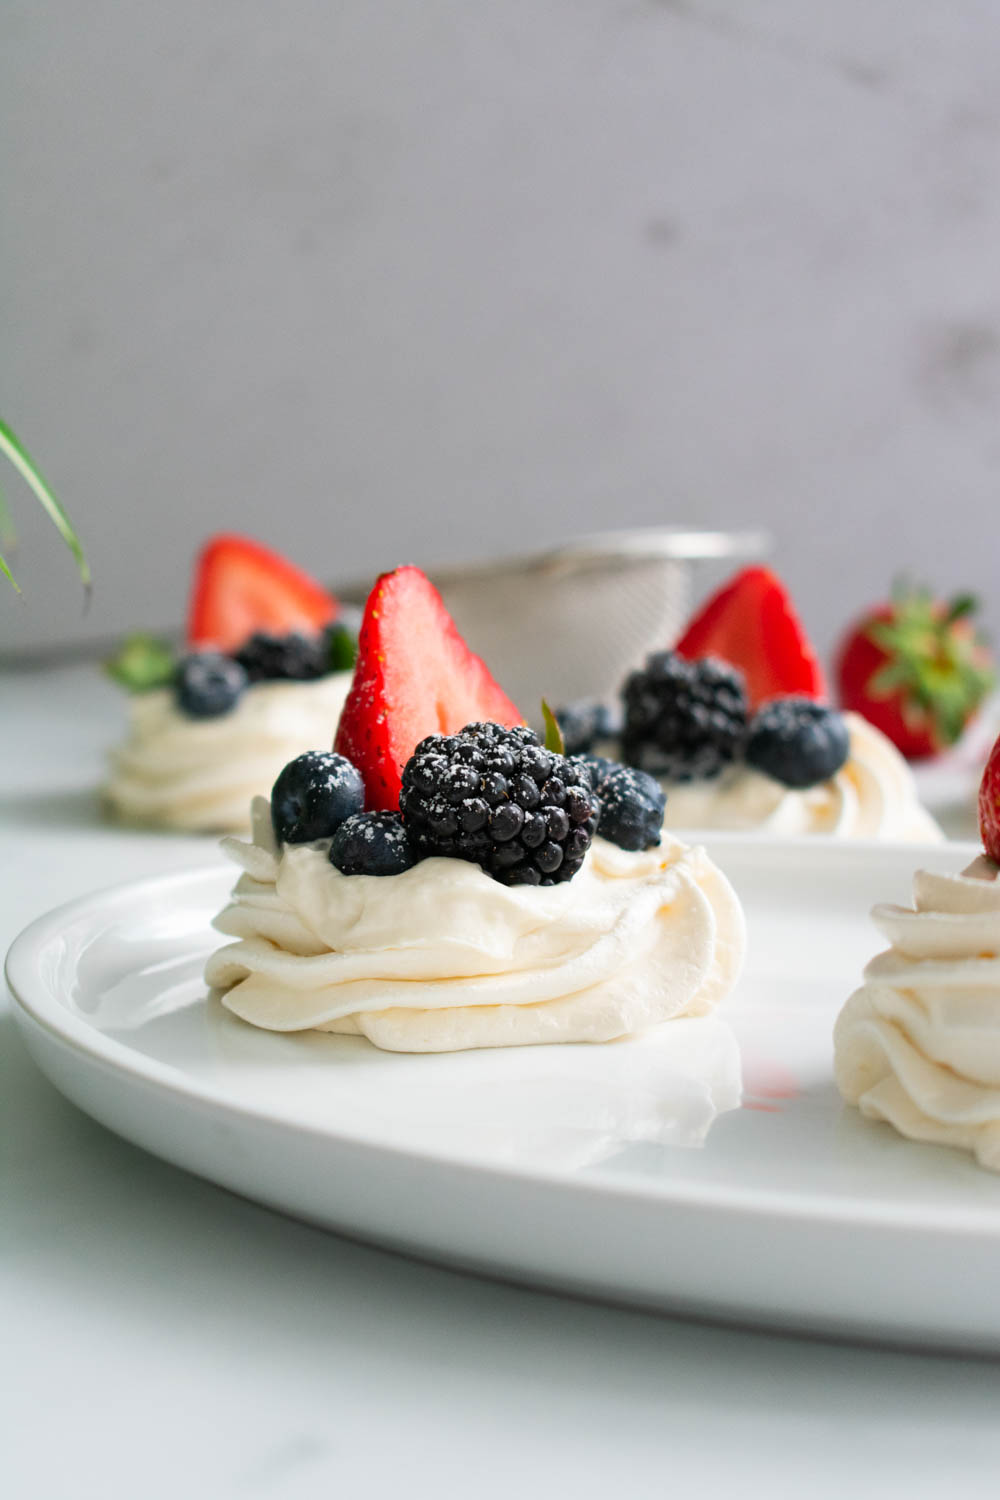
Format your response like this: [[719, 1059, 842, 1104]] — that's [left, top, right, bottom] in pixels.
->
[[105, 673, 352, 833], [834, 855, 1000, 1171], [205, 798, 746, 1054], [660, 713, 941, 841]]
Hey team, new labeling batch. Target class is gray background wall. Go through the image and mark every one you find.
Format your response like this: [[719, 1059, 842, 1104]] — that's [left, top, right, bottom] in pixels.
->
[[4, 0, 1000, 661]]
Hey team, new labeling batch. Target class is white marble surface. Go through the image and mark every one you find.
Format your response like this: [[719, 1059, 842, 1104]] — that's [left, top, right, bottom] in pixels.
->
[[5, 663, 1000, 1498], [5, 1, 1000, 661]]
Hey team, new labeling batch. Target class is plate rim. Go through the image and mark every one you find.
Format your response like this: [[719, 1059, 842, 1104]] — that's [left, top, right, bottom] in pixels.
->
[[8, 837, 1000, 1239]]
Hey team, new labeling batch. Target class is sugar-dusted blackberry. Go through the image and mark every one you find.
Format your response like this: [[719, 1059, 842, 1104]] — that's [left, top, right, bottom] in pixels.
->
[[554, 699, 621, 756], [745, 698, 850, 789], [621, 651, 748, 782], [400, 722, 600, 886], [573, 755, 665, 851], [271, 751, 365, 844], [175, 651, 248, 718], [235, 630, 328, 683], [329, 811, 417, 876]]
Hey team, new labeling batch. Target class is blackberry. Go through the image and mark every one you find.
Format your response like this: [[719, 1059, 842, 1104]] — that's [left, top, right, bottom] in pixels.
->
[[400, 722, 600, 887], [329, 811, 417, 876], [745, 698, 850, 789], [573, 756, 665, 852], [271, 751, 365, 844], [175, 652, 248, 718], [235, 630, 328, 683], [554, 699, 621, 756], [621, 651, 748, 782]]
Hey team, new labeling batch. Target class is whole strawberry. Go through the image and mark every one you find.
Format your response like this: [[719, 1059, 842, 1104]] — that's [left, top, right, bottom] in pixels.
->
[[979, 732, 1000, 865], [835, 585, 994, 760]]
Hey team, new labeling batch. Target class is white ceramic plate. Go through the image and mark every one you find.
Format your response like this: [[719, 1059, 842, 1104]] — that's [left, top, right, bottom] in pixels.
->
[[8, 837, 1000, 1352]]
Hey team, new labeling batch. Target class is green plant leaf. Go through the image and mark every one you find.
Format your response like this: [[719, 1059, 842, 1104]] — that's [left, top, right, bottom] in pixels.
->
[[0, 550, 19, 592], [0, 418, 90, 598], [104, 633, 176, 692], [0, 477, 19, 589], [541, 698, 565, 755], [0, 481, 16, 553]]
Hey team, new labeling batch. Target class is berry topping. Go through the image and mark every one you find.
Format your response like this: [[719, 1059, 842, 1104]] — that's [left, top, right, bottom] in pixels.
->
[[745, 698, 850, 789], [835, 585, 994, 759], [675, 565, 826, 709], [554, 699, 621, 756], [270, 751, 365, 845], [329, 811, 417, 877], [175, 652, 248, 718], [187, 534, 338, 654], [335, 567, 524, 811], [400, 722, 600, 886], [978, 733, 1000, 865], [235, 630, 328, 683], [574, 756, 665, 851], [621, 651, 748, 782]]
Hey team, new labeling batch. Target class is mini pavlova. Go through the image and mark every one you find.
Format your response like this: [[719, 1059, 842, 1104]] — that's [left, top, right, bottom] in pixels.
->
[[555, 566, 941, 843], [206, 566, 746, 1054], [104, 533, 355, 833]]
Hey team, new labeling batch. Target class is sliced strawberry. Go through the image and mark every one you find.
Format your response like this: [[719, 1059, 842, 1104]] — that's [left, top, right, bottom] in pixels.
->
[[186, 534, 338, 652], [979, 731, 1000, 864], [675, 565, 827, 709], [335, 566, 524, 810]]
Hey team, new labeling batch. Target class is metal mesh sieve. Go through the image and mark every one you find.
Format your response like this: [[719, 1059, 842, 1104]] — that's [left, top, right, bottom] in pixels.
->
[[420, 529, 769, 718]]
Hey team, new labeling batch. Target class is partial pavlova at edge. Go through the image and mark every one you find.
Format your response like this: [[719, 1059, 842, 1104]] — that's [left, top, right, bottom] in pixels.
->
[[834, 858, 1000, 1172]]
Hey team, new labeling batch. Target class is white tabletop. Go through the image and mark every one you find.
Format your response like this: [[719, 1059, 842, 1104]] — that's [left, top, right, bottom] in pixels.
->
[[5, 664, 1000, 1500]]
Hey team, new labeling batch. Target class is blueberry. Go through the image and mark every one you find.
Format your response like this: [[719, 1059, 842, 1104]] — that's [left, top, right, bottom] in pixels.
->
[[329, 811, 418, 876], [745, 699, 850, 789], [270, 751, 365, 844], [175, 652, 248, 718], [581, 759, 666, 851]]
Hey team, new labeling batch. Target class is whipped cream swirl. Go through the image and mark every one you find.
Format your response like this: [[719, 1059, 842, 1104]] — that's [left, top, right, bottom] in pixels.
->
[[205, 798, 746, 1053], [834, 856, 1000, 1171], [105, 673, 352, 833], [660, 713, 941, 840]]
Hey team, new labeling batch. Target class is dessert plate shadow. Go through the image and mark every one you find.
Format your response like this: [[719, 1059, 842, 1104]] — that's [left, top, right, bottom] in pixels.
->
[[7, 838, 1000, 1353]]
